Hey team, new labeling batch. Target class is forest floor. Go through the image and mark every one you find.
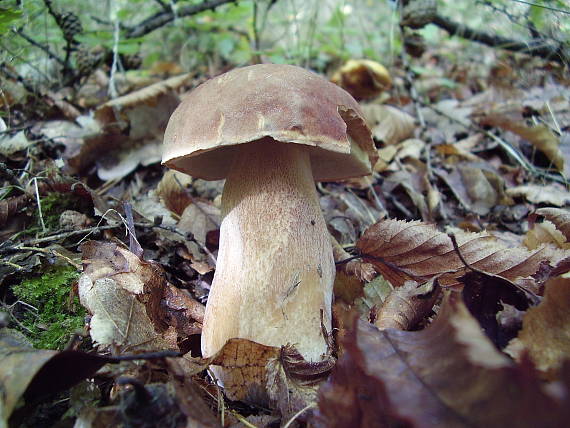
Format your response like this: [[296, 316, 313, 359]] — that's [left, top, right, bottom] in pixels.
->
[[1, 28, 570, 428]]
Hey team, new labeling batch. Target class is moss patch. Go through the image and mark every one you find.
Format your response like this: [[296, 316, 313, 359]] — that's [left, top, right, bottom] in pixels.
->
[[13, 264, 84, 349], [39, 192, 90, 230]]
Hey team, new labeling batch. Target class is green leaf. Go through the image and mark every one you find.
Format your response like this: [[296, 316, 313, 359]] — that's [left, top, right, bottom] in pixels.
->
[[0, 7, 22, 33]]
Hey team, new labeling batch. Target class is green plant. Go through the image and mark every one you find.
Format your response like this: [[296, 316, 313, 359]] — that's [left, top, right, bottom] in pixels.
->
[[13, 264, 84, 349]]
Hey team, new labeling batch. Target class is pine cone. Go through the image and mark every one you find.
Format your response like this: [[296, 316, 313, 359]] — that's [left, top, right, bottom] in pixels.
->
[[75, 45, 105, 78], [121, 53, 143, 70], [404, 31, 427, 58], [60, 11, 83, 44]]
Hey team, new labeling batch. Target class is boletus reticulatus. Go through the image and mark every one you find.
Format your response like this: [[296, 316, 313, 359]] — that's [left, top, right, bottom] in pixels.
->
[[162, 63, 375, 402]]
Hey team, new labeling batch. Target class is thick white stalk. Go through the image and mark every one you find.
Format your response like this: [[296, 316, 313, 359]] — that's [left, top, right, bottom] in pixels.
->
[[201, 139, 335, 363]]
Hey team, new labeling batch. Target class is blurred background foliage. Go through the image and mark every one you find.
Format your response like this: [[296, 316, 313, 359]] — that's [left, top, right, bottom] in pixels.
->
[[1, 0, 568, 90]]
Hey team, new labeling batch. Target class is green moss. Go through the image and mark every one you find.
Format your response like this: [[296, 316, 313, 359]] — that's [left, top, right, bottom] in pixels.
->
[[39, 192, 90, 230], [13, 264, 84, 350]]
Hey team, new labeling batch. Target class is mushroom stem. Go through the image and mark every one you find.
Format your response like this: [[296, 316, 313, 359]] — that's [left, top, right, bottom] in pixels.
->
[[202, 138, 334, 363]]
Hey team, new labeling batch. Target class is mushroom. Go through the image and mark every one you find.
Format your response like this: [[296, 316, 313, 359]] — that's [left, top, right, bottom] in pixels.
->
[[162, 64, 376, 399]]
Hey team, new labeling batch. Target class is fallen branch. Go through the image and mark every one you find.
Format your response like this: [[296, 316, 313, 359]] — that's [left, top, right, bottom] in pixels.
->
[[124, 0, 239, 38], [432, 14, 568, 64]]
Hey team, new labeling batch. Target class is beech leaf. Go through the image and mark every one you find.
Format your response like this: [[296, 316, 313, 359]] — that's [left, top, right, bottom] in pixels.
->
[[508, 276, 570, 377], [78, 241, 175, 352], [317, 292, 570, 427], [357, 219, 545, 287], [533, 208, 570, 242]]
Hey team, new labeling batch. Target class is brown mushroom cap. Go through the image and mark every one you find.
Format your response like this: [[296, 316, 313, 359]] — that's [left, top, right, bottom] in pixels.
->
[[162, 64, 376, 181]]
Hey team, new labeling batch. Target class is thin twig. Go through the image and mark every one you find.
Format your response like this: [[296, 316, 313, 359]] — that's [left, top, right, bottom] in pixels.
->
[[12, 28, 66, 67], [511, 0, 570, 15], [0, 260, 24, 270]]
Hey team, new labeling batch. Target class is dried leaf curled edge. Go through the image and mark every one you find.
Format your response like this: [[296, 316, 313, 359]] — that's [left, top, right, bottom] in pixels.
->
[[357, 219, 545, 287]]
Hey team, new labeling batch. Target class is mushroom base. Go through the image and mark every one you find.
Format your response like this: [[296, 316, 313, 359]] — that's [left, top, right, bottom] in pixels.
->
[[201, 139, 335, 400]]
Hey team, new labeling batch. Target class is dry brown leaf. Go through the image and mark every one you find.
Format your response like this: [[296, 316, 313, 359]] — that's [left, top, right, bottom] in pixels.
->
[[506, 184, 570, 206], [361, 104, 416, 146], [524, 220, 570, 250], [435, 164, 511, 215], [162, 285, 205, 337], [0, 194, 29, 228], [534, 208, 570, 241], [483, 115, 564, 173], [459, 269, 533, 349], [375, 279, 440, 330], [78, 241, 175, 352], [394, 138, 425, 162], [354, 276, 394, 321], [67, 75, 190, 179], [435, 134, 483, 162], [508, 276, 570, 378], [166, 359, 221, 428], [177, 199, 221, 246], [266, 346, 335, 422], [316, 292, 570, 428], [0, 329, 57, 425], [96, 141, 162, 181], [357, 219, 546, 287], [156, 170, 194, 216], [210, 338, 280, 404], [384, 169, 429, 220], [374, 144, 398, 172], [331, 236, 376, 282], [207, 338, 334, 412], [0, 329, 112, 426], [94, 73, 191, 128]]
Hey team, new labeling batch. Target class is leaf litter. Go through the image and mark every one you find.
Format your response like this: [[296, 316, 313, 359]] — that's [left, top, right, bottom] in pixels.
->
[[1, 26, 570, 428]]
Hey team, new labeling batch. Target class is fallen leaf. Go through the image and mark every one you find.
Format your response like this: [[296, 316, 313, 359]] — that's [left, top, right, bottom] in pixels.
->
[[460, 269, 533, 349], [0, 194, 29, 228], [266, 346, 335, 422], [508, 276, 570, 378], [66, 74, 190, 178], [177, 200, 221, 246], [210, 338, 280, 404], [361, 104, 416, 146], [506, 184, 570, 206], [375, 279, 440, 330], [533, 208, 570, 241], [96, 141, 162, 181], [167, 359, 221, 427], [357, 219, 546, 287], [354, 276, 394, 321], [317, 292, 570, 427], [78, 241, 174, 352], [94, 73, 191, 134], [315, 319, 413, 428], [435, 164, 511, 215], [524, 220, 570, 250], [0, 329, 116, 426], [156, 170, 194, 216], [482, 115, 564, 173], [331, 236, 376, 282], [162, 285, 205, 337]]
